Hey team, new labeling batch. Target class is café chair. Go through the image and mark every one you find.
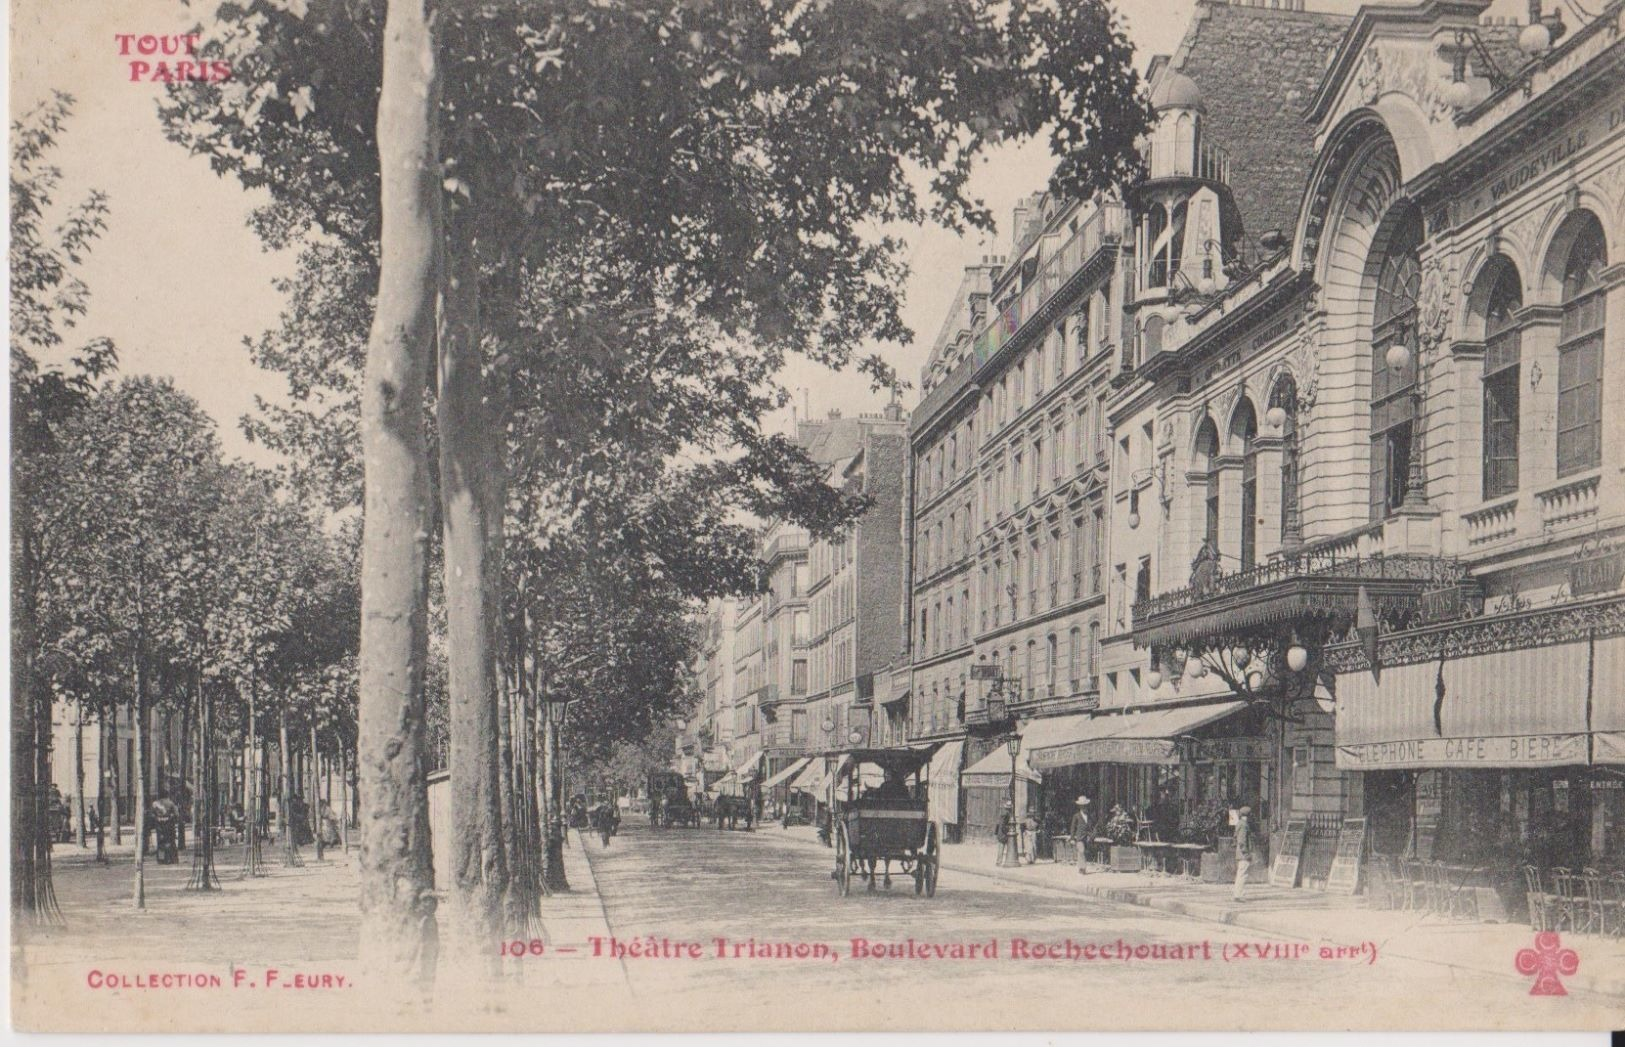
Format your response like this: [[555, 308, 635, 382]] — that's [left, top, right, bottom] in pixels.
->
[[1551, 869, 1585, 933], [1523, 865, 1558, 932]]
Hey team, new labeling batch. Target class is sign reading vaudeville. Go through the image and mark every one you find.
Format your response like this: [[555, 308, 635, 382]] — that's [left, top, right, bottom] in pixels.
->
[[1270, 819, 1308, 888], [1337, 733, 1589, 769], [1324, 817, 1367, 896]]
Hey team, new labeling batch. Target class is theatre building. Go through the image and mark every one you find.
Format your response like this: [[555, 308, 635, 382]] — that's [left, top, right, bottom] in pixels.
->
[[1110, 0, 1625, 894], [1306, 0, 1625, 878]]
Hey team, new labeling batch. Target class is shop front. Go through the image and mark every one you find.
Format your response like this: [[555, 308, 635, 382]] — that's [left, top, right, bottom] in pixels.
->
[[959, 744, 1038, 841], [1022, 699, 1271, 876], [1334, 628, 1625, 914]]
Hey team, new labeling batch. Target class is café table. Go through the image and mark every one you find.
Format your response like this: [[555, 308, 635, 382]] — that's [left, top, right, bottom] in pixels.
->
[[1168, 843, 1206, 878]]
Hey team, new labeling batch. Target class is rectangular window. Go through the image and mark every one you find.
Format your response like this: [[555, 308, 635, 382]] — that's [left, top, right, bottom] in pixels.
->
[[1135, 557, 1152, 609], [1483, 324, 1521, 499], [1054, 421, 1066, 479], [1029, 538, 1041, 615], [1557, 291, 1604, 477], [1069, 627, 1082, 691], [791, 660, 808, 696]]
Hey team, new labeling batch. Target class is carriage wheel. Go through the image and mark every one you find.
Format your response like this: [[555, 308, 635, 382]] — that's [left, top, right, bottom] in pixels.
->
[[923, 822, 940, 898], [834, 822, 851, 897]]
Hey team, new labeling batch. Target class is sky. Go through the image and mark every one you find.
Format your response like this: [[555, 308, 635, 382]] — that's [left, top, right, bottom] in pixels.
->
[[7, 0, 1448, 464]]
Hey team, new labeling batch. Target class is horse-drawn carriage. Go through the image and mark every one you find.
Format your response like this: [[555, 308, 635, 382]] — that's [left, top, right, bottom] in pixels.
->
[[647, 770, 699, 829], [825, 745, 942, 897]]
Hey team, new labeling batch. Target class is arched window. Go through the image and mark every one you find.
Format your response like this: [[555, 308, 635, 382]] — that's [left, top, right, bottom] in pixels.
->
[[1369, 204, 1423, 519], [1146, 204, 1169, 287], [1144, 315, 1165, 360], [1481, 260, 1523, 499], [1270, 377, 1300, 546], [1232, 402, 1259, 569], [1558, 215, 1607, 477], [1195, 418, 1221, 550]]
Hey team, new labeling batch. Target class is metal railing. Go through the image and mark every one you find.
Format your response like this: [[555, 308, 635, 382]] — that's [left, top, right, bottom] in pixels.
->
[[971, 203, 1126, 366], [1133, 550, 1466, 622]]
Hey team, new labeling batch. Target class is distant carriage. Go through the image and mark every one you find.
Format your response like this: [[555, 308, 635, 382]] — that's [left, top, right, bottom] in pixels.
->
[[647, 771, 699, 829], [826, 745, 942, 898]]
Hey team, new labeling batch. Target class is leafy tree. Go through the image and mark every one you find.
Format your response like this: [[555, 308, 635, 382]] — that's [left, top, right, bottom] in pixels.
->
[[52, 377, 223, 908], [159, 0, 1154, 978], [10, 90, 118, 925]]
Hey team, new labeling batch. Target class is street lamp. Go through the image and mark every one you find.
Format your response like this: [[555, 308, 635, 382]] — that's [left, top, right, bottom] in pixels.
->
[[542, 689, 574, 892], [997, 733, 1024, 867]]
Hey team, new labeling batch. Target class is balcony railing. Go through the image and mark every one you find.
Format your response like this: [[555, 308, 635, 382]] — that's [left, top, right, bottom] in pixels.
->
[[1132, 547, 1472, 649], [971, 203, 1125, 367]]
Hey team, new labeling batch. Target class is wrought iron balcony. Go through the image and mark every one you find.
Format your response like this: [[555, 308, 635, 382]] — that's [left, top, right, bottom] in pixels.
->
[[1132, 546, 1474, 649], [755, 683, 784, 711]]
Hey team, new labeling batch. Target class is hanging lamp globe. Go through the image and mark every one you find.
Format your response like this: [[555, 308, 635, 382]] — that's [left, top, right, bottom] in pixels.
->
[[1286, 644, 1310, 673], [1518, 20, 1550, 55]]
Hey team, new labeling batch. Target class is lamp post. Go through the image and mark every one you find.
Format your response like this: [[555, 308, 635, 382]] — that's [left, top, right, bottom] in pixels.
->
[[997, 732, 1024, 867], [542, 690, 573, 892]]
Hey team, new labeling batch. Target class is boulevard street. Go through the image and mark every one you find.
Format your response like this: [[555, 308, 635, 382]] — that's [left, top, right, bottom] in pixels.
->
[[568, 819, 1619, 1029], [17, 818, 1625, 1032]]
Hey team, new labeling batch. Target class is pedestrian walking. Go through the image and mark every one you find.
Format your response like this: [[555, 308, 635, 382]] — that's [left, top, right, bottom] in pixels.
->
[[1232, 805, 1255, 902], [1070, 796, 1092, 875]]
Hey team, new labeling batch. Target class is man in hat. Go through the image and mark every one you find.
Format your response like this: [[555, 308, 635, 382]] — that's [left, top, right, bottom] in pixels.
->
[[1070, 796, 1092, 874], [1233, 805, 1256, 902]]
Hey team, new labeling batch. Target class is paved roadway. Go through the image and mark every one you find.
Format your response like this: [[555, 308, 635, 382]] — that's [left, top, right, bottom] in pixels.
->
[[567, 817, 1622, 1032]]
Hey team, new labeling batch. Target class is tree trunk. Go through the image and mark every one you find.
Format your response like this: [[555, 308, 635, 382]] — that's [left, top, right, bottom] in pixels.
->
[[439, 203, 510, 970], [75, 704, 86, 848], [310, 723, 324, 861], [279, 710, 298, 865], [543, 713, 568, 892], [109, 710, 122, 845], [10, 529, 44, 922], [95, 709, 107, 862], [132, 650, 147, 910], [357, 0, 443, 986]]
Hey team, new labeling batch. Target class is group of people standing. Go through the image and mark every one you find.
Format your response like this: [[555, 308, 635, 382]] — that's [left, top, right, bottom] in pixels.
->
[[1049, 795, 1264, 901]]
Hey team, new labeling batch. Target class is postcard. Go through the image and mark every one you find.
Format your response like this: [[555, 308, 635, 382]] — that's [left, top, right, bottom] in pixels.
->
[[10, 0, 1625, 1034]]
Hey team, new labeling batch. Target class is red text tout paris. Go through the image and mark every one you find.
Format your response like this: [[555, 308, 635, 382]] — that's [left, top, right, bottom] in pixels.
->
[[115, 35, 231, 83]]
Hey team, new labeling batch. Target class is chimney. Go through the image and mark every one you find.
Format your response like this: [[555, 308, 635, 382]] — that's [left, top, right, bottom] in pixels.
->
[[828, 408, 842, 419], [884, 400, 905, 422], [1010, 201, 1031, 248]]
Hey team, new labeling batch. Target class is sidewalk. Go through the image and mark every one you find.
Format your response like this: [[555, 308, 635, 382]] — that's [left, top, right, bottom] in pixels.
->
[[773, 824, 1625, 998], [525, 829, 631, 995]]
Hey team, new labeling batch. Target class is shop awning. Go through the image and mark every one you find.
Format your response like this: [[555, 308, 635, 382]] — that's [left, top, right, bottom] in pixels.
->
[[735, 753, 764, 780], [1594, 636, 1625, 763], [961, 744, 1039, 787], [787, 758, 822, 794], [1024, 700, 1247, 769], [927, 740, 964, 824], [1336, 640, 1599, 770], [761, 756, 811, 791]]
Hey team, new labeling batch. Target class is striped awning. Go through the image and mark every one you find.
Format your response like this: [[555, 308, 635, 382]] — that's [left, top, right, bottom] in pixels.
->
[[761, 757, 811, 791], [927, 740, 964, 825], [789, 756, 829, 794], [961, 744, 1039, 787], [1335, 640, 1598, 770], [1023, 701, 1248, 769]]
